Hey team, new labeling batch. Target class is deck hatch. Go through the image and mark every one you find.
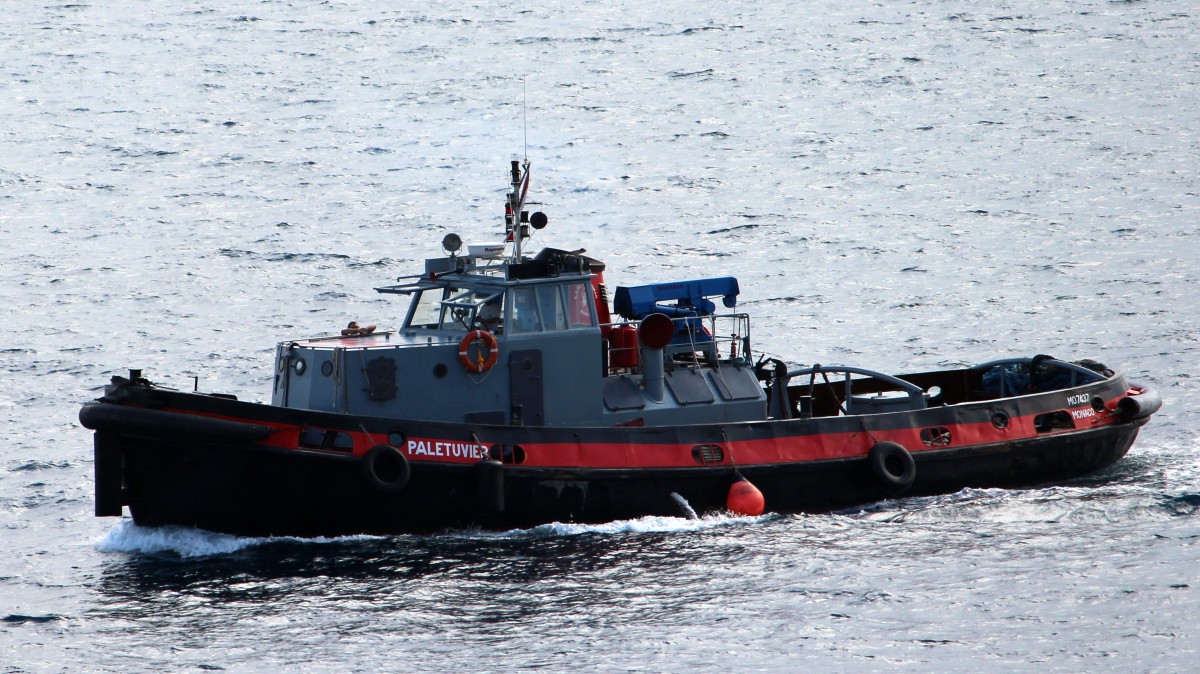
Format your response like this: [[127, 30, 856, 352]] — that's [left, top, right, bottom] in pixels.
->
[[708, 367, 762, 401], [666, 368, 715, 406], [603, 376, 645, 411]]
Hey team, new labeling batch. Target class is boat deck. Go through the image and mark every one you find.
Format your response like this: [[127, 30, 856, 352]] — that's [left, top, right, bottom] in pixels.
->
[[290, 331, 439, 350]]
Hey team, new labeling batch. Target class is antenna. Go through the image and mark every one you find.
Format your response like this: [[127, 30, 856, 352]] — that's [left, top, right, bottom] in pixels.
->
[[522, 77, 528, 161]]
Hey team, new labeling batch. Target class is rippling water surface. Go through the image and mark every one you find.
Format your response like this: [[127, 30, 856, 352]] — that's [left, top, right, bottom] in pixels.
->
[[3, 1, 1198, 671]]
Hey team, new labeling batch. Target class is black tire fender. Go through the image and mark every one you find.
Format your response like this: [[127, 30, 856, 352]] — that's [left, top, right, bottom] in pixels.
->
[[362, 444, 411, 493], [476, 458, 505, 514], [78, 402, 270, 442], [868, 441, 916, 490], [1116, 385, 1162, 421]]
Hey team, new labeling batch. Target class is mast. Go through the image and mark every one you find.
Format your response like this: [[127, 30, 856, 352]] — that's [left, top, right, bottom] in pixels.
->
[[506, 159, 531, 261]]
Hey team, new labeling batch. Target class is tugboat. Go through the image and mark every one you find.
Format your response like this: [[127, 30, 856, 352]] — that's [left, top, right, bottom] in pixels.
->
[[79, 158, 1162, 537]]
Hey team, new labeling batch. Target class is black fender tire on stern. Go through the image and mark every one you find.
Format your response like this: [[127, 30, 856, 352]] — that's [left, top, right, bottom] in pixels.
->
[[868, 441, 916, 490], [362, 444, 411, 493]]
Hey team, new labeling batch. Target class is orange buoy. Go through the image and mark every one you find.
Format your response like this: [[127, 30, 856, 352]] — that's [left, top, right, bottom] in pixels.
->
[[726, 477, 765, 516]]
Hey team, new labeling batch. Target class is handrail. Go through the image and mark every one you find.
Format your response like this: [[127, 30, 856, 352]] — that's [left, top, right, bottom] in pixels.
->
[[973, 357, 1109, 381], [786, 364, 926, 411], [601, 313, 752, 369], [973, 356, 1109, 396]]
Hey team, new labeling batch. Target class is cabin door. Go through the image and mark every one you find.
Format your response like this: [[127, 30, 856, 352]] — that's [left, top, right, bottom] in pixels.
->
[[508, 349, 545, 426]]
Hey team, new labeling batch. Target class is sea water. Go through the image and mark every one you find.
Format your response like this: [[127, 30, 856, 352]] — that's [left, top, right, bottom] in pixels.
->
[[2, 1, 1198, 671]]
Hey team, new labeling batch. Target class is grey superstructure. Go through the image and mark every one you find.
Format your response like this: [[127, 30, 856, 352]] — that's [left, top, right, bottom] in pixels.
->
[[272, 248, 766, 428]]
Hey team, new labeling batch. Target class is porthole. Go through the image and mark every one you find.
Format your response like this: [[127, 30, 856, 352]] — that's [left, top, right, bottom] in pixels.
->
[[321, 360, 334, 377], [388, 431, 406, 447], [433, 363, 448, 379], [293, 358, 307, 376], [991, 411, 1009, 429]]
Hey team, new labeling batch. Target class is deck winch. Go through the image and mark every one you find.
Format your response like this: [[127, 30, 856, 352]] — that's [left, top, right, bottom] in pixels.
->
[[613, 277, 740, 352]]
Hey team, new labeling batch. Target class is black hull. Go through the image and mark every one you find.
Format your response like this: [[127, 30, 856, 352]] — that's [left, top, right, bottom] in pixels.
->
[[95, 420, 1144, 538], [80, 368, 1160, 538]]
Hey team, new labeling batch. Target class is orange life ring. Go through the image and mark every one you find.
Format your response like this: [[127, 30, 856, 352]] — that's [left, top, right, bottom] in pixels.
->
[[458, 330, 499, 373]]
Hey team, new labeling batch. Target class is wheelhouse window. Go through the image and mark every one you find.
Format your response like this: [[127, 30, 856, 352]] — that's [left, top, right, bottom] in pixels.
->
[[440, 288, 502, 332], [566, 281, 596, 328], [539, 285, 568, 331], [509, 283, 595, 333], [405, 287, 456, 329], [404, 286, 503, 332], [406, 283, 593, 333], [510, 287, 542, 333], [439, 289, 478, 331]]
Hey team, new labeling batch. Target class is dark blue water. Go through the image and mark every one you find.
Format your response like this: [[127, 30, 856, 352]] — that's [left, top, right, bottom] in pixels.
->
[[3, 1, 1198, 671]]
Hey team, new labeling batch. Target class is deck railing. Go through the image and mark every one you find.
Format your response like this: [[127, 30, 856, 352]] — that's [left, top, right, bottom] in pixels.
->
[[601, 313, 751, 373]]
